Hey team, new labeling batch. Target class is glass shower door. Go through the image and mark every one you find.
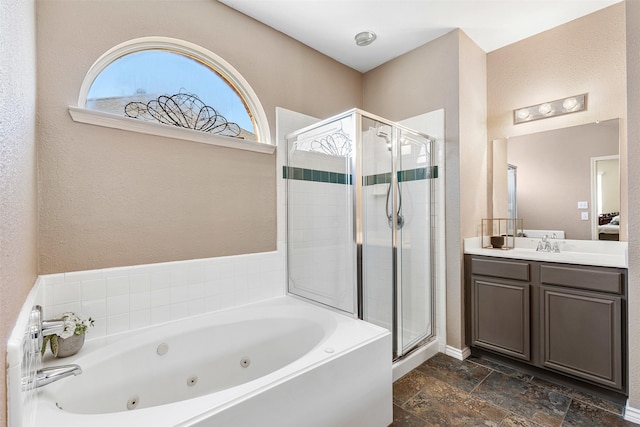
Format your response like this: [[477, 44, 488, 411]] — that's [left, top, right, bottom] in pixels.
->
[[360, 117, 395, 349], [360, 116, 434, 359], [397, 128, 434, 354]]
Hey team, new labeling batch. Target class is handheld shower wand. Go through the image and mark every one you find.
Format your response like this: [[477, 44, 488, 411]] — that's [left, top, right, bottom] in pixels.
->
[[376, 129, 404, 230]]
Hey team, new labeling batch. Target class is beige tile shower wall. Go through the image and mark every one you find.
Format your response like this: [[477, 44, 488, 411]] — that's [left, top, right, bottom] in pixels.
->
[[0, 0, 38, 425], [36, 0, 362, 274], [487, 3, 627, 239]]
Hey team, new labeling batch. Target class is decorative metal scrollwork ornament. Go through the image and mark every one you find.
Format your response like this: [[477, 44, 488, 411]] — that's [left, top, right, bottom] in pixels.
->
[[125, 91, 242, 138], [294, 128, 352, 157]]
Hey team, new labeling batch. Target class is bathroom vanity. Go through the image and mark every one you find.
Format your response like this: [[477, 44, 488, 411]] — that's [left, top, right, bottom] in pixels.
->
[[464, 238, 628, 397]]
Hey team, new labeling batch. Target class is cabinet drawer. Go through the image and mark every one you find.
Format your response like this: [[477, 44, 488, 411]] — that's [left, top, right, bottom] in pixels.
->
[[540, 265, 622, 294], [471, 258, 530, 281]]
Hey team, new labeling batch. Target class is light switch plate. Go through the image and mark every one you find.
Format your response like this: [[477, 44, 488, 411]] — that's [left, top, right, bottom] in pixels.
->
[[578, 201, 589, 209], [581, 211, 589, 220]]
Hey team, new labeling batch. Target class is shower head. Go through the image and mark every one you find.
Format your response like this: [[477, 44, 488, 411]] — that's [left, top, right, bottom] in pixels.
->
[[376, 129, 392, 151], [376, 129, 390, 141]]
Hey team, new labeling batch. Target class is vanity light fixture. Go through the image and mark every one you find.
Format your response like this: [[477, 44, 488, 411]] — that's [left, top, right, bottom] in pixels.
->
[[355, 31, 377, 47], [513, 93, 587, 124]]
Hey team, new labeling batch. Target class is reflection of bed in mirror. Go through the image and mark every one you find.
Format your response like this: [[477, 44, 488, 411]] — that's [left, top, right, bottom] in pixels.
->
[[598, 212, 620, 241]]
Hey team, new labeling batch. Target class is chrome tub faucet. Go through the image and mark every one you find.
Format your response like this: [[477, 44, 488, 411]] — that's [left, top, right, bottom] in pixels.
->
[[23, 305, 83, 389], [23, 364, 83, 389]]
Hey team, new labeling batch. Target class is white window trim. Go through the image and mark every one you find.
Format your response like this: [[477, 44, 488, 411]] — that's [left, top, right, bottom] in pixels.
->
[[69, 36, 274, 154]]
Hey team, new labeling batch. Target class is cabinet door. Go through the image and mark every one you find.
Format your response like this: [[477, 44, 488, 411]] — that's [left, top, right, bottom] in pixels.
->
[[541, 285, 622, 390], [471, 278, 531, 361]]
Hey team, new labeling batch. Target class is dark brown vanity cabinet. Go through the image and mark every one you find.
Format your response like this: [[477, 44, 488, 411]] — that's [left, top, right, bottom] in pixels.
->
[[540, 265, 624, 390], [470, 258, 531, 361], [465, 255, 627, 393]]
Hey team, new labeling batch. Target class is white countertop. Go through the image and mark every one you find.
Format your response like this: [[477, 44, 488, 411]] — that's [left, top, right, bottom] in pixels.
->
[[464, 237, 628, 268]]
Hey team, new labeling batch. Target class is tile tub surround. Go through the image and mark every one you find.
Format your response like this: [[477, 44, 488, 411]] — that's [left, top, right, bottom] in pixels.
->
[[39, 250, 285, 340], [392, 353, 634, 426], [8, 251, 285, 426], [464, 237, 628, 268]]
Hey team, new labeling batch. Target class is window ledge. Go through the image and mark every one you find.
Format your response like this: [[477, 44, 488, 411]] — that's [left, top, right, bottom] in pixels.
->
[[68, 106, 276, 155]]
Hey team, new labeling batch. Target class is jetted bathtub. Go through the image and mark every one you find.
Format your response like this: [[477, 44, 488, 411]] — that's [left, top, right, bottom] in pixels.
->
[[35, 296, 392, 427]]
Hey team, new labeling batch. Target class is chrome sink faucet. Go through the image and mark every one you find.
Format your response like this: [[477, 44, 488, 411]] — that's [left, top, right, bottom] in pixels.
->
[[536, 235, 560, 253], [22, 306, 83, 389]]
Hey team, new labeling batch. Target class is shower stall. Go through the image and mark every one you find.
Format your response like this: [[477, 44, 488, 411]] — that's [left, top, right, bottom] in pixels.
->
[[284, 109, 438, 360]]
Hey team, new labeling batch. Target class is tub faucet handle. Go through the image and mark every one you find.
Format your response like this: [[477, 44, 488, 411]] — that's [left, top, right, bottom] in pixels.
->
[[29, 305, 64, 339], [26, 306, 64, 359], [42, 319, 65, 337]]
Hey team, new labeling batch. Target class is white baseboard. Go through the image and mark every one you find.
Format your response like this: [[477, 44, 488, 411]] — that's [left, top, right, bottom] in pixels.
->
[[445, 345, 471, 361], [625, 401, 640, 424]]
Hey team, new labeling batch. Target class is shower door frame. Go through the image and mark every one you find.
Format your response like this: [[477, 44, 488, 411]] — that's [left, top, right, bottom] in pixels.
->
[[285, 108, 436, 361], [354, 116, 402, 358]]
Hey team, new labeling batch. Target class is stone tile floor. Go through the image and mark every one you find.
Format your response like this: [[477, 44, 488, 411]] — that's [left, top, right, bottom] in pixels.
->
[[392, 353, 635, 426]]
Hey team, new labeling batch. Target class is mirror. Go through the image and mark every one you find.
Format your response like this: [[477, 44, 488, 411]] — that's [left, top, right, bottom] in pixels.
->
[[492, 118, 620, 240]]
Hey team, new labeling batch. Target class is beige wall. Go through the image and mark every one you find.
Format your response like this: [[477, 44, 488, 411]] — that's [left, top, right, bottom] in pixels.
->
[[487, 2, 627, 240], [36, 0, 362, 273], [363, 29, 487, 350], [363, 31, 460, 123], [626, 0, 640, 410], [456, 32, 489, 349], [0, 0, 38, 423]]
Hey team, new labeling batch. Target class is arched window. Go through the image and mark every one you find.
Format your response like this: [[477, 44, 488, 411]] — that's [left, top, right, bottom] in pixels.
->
[[69, 37, 272, 153]]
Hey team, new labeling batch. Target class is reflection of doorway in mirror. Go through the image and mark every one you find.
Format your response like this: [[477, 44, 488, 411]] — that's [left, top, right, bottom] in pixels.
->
[[507, 164, 517, 219], [591, 155, 620, 240]]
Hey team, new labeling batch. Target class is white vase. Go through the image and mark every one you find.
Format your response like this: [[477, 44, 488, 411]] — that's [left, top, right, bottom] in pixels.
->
[[55, 334, 85, 358]]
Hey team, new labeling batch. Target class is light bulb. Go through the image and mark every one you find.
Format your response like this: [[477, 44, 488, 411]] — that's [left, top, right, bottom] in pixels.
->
[[538, 103, 553, 116], [562, 97, 578, 111], [516, 109, 530, 120]]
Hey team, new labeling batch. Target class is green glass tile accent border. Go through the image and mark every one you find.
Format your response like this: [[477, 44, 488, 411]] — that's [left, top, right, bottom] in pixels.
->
[[363, 166, 439, 185], [283, 166, 352, 184], [283, 165, 438, 185], [363, 172, 391, 186], [398, 165, 439, 182]]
